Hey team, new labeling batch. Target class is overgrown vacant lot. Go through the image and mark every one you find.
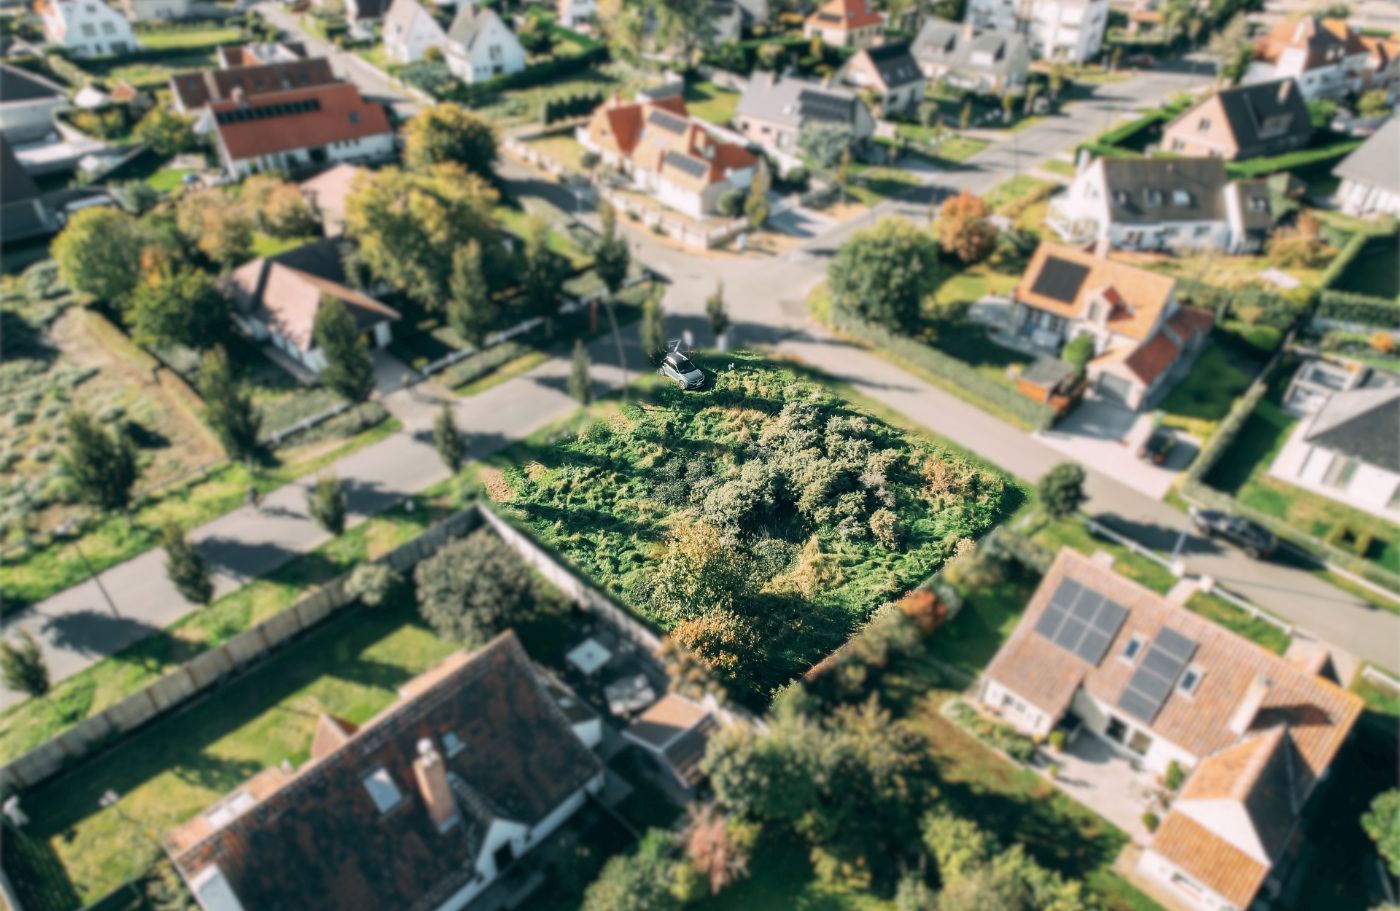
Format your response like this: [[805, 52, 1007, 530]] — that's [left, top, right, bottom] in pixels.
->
[[480, 355, 1014, 697]]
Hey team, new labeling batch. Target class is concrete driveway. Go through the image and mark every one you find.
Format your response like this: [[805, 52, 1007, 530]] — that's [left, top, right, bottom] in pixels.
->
[[1034, 398, 1196, 500]]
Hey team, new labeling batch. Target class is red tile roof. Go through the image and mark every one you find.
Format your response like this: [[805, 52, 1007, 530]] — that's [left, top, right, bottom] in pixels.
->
[[171, 58, 336, 111], [808, 0, 883, 31], [210, 82, 391, 162], [1123, 329, 1181, 385], [1150, 811, 1270, 908]]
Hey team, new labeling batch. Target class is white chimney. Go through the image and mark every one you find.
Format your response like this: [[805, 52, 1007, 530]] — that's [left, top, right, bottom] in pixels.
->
[[1228, 676, 1273, 737], [412, 738, 459, 832]]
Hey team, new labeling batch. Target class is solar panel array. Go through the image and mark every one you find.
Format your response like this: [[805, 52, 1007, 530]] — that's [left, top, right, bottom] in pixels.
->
[[1117, 627, 1197, 724], [215, 98, 321, 124], [797, 89, 853, 124], [646, 109, 687, 134], [1032, 578, 1128, 666], [663, 151, 709, 178], [1030, 257, 1089, 304]]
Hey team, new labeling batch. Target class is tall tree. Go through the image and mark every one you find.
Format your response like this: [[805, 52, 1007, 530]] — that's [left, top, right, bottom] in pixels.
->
[[433, 402, 467, 473], [828, 218, 943, 331], [415, 529, 537, 643], [0, 630, 48, 698], [521, 218, 570, 337], [594, 204, 631, 298], [744, 160, 771, 230], [446, 240, 497, 348], [706, 282, 730, 349], [641, 291, 667, 365], [403, 104, 499, 177], [1363, 790, 1400, 877], [176, 189, 255, 269], [1037, 462, 1087, 519], [307, 474, 348, 535], [52, 207, 147, 305], [62, 411, 139, 514], [568, 339, 593, 405], [582, 830, 684, 911], [134, 109, 196, 156], [935, 191, 997, 265], [798, 124, 854, 171], [197, 346, 261, 461], [129, 266, 230, 350], [313, 297, 375, 403], [653, 0, 717, 61], [161, 522, 214, 605]]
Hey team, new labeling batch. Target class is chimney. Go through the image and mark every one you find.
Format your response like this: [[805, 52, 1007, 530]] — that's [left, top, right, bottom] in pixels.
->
[[412, 738, 459, 832], [231, 86, 247, 107], [1228, 676, 1273, 737]]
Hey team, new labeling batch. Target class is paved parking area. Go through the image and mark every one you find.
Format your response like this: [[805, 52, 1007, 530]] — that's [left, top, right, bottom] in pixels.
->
[[1035, 398, 1196, 500]]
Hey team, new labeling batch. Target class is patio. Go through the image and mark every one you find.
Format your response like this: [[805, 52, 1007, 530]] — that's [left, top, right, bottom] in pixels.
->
[[1037, 729, 1163, 845]]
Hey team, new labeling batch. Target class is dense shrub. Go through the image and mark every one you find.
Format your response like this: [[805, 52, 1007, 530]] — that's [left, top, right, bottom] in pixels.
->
[[1317, 290, 1400, 328]]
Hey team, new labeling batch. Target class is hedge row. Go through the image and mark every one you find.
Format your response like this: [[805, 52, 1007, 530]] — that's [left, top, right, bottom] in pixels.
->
[[1224, 140, 1363, 179], [542, 91, 603, 124], [409, 43, 608, 102], [1320, 230, 1370, 289], [1317, 290, 1400, 327], [836, 314, 1057, 431]]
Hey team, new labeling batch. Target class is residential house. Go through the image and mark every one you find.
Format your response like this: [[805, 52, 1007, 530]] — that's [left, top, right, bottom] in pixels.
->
[[1332, 116, 1400, 217], [166, 632, 606, 911], [1270, 381, 1400, 519], [1246, 16, 1371, 102], [623, 693, 721, 789], [217, 41, 308, 68], [1160, 78, 1312, 161], [0, 137, 61, 243], [444, 5, 526, 84], [207, 82, 394, 178], [578, 94, 758, 218], [1358, 31, 1400, 98], [0, 64, 67, 144], [803, 0, 884, 50], [299, 162, 364, 236], [1012, 241, 1213, 408], [980, 548, 1362, 911], [225, 239, 400, 373], [383, 0, 448, 65], [345, 0, 391, 27], [40, 0, 138, 57], [169, 57, 338, 115], [733, 71, 875, 161], [911, 18, 1030, 95], [556, 0, 595, 28], [1050, 156, 1275, 254], [964, 0, 1108, 63], [121, 0, 194, 21], [838, 41, 925, 114]]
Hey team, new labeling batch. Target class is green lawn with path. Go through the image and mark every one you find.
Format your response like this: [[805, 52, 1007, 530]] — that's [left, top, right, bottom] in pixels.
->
[[683, 80, 741, 126]]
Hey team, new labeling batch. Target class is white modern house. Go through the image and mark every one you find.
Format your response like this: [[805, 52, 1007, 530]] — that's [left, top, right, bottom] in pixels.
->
[[964, 0, 1107, 63], [557, 0, 596, 28], [40, 0, 138, 57], [1332, 117, 1400, 217], [981, 549, 1362, 911], [122, 0, 194, 21], [0, 64, 68, 144], [443, 5, 526, 84], [382, 0, 448, 64], [1050, 156, 1275, 254], [207, 82, 395, 178], [167, 633, 607, 911]]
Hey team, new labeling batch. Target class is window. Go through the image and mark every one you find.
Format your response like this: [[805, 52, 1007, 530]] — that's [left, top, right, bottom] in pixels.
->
[[1145, 189, 1164, 206], [101, 22, 114, 34], [81, 23, 96, 36], [1177, 665, 1203, 696], [1324, 454, 1358, 489], [349, 111, 361, 124], [1196, 117, 1210, 131], [1127, 730, 1153, 755], [1171, 189, 1191, 206], [363, 767, 403, 813], [1105, 716, 1128, 744], [1171, 873, 1204, 898], [443, 731, 464, 756], [1121, 634, 1145, 662]]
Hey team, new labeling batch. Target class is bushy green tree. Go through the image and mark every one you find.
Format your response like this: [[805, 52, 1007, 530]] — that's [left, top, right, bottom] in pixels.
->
[[706, 282, 730, 346], [650, 522, 758, 625], [129, 267, 230, 350], [345, 562, 402, 607], [745, 160, 771, 230], [313, 297, 375, 403], [582, 830, 685, 911], [161, 522, 213, 605], [0, 630, 49, 698], [415, 529, 536, 642], [1364, 789, 1400, 877], [62, 410, 139, 513], [641, 291, 667, 365], [307, 474, 347, 535], [446, 240, 497, 349], [197, 346, 261, 461], [521, 219, 570, 336], [1038, 462, 1087, 519], [569, 339, 592, 405], [717, 188, 743, 218], [799, 123, 855, 171], [828, 218, 943, 331], [403, 103, 498, 177], [1061, 333, 1095, 370], [134, 109, 196, 156], [595, 204, 631, 297], [52, 207, 147, 305], [433, 402, 466, 473]]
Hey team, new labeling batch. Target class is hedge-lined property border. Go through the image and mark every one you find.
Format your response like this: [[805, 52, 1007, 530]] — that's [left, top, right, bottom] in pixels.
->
[[1224, 140, 1364, 179]]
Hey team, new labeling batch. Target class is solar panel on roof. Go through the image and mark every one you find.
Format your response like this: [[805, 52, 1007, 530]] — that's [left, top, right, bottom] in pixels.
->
[[1077, 628, 1110, 663], [1030, 257, 1090, 305], [664, 151, 709, 178], [1049, 578, 1082, 611], [1035, 579, 1129, 666], [1116, 627, 1197, 723], [647, 109, 687, 133], [1092, 601, 1127, 635], [1034, 603, 1067, 639], [1071, 590, 1103, 621]]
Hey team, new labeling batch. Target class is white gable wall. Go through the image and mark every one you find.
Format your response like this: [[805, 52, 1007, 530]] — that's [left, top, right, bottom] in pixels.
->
[[189, 866, 248, 911], [385, 6, 447, 64], [45, 1, 138, 57], [1137, 849, 1242, 911], [444, 14, 525, 84], [1176, 799, 1271, 864]]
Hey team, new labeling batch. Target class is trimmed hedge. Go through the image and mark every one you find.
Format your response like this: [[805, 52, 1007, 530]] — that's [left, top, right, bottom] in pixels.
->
[[1320, 230, 1370, 289], [406, 42, 608, 102], [1317, 290, 1400, 327], [836, 314, 1057, 431], [1225, 140, 1363, 179]]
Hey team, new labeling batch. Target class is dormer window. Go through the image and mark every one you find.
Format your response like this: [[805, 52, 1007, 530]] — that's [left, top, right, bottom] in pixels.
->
[[1121, 634, 1145, 662], [1172, 189, 1191, 206], [1145, 189, 1164, 206], [443, 731, 464, 756], [349, 111, 361, 124], [1177, 665, 1203, 696], [363, 767, 403, 813], [1248, 196, 1268, 213], [1112, 190, 1129, 205]]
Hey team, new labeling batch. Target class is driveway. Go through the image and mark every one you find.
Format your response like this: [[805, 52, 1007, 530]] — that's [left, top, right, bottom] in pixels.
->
[[1035, 398, 1197, 500]]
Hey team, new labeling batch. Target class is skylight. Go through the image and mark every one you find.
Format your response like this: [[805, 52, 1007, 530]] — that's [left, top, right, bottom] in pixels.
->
[[363, 767, 403, 813]]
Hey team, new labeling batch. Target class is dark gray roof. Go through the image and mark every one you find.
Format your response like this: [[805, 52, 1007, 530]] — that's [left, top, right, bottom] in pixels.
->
[[1100, 157, 1232, 225], [735, 72, 863, 129], [0, 136, 39, 206], [647, 108, 688, 134], [1202, 78, 1312, 157], [1305, 386, 1400, 472], [861, 41, 923, 88], [0, 62, 66, 103], [1333, 117, 1400, 196], [1031, 256, 1089, 303], [663, 150, 709, 178], [1022, 356, 1078, 389], [912, 18, 1026, 78]]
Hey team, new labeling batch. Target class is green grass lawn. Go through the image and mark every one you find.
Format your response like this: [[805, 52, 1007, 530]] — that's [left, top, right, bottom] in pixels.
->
[[250, 232, 318, 259], [845, 165, 922, 206], [1185, 591, 1290, 654], [85, 49, 221, 88], [145, 167, 189, 192], [925, 561, 1040, 679], [523, 129, 589, 173], [697, 839, 893, 911], [892, 125, 990, 163], [1157, 342, 1257, 439], [983, 174, 1055, 213], [0, 417, 401, 614], [683, 80, 741, 126], [135, 26, 244, 50], [1038, 157, 1077, 177], [1027, 511, 1179, 595]]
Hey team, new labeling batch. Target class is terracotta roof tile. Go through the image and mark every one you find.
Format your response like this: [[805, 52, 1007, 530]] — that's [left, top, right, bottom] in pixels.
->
[[210, 82, 391, 163], [1016, 242, 1178, 342], [808, 0, 884, 31], [1150, 811, 1270, 908], [1123, 330, 1180, 384], [170, 58, 336, 111]]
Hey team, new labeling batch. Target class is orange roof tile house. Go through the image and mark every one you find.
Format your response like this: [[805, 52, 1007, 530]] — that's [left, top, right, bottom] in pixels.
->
[[979, 549, 1361, 911], [578, 94, 759, 219], [1245, 16, 1374, 101], [1010, 242, 1213, 409], [804, 0, 885, 50]]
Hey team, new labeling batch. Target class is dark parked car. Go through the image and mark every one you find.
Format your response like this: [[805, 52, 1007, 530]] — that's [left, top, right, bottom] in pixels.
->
[[1191, 509, 1277, 559], [658, 348, 705, 390], [1137, 428, 1176, 465]]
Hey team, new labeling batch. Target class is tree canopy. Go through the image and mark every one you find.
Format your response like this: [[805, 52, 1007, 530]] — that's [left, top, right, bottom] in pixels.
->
[[415, 529, 537, 643], [828, 218, 944, 332], [197, 346, 261, 460], [403, 103, 499, 177], [313, 296, 375, 403], [52, 207, 148, 305], [128, 266, 230, 350], [935, 191, 997, 265]]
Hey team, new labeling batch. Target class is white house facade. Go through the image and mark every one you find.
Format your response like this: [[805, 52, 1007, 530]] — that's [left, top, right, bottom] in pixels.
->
[[122, 0, 194, 21], [1332, 117, 1400, 217], [382, 0, 447, 64], [443, 6, 526, 84], [964, 0, 1107, 63], [41, 0, 138, 57], [1269, 385, 1400, 520]]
